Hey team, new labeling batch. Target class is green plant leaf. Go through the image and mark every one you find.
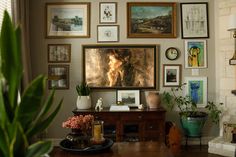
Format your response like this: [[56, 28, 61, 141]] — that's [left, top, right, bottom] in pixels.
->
[[25, 141, 52, 157], [0, 81, 7, 127], [18, 75, 45, 130], [39, 89, 55, 118], [0, 126, 9, 157]]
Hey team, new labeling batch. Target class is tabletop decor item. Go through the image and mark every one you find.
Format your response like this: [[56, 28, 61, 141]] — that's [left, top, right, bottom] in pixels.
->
[[165, 47, 179, 60], [117, 90, 140, 107], [99, 2, 117, 24], [62, 115, 94, 149], [76, 82, 91, 109], [145, 91, 161, 108], [91, 120, 105, 144]]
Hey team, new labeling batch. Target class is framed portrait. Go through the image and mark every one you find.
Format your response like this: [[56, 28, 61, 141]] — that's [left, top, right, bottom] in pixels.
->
[[163, 64, 182, 87], [184, 77, 207, 108], [97, 25, 119, 42], [48, 44, 71, 63], [185, 40, 207, 68], [46, 3, 90, 38], [48, 65, 69, 89], [127, 2, 177, 38], [180, 3, 209, 38], [83, 45, 158, 89], [117, 90, 140, 107], [99, 2, 117, 24]]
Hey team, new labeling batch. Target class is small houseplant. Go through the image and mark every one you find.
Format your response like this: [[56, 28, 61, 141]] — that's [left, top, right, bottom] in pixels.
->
[[162, 83, 222, 137], [76, 82, 91, 109]]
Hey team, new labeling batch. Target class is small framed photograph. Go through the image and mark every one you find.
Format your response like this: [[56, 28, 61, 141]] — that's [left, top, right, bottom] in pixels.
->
[[46, 2, 90, 38], [185, 40, 207, 68], [48, 44, 71, 63], [163, 64, 182, 87], [48, 65, 69, 89], [116, 90, 140, 107], [99, 2, 117, 24], [97, 25, 119, 42], [184, 77, 207, 107], [180, 2, 209, 38]]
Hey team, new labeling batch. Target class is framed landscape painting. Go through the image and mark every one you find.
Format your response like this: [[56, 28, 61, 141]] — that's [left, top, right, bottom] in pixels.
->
[[180, 3, 209, 38], [127, 2, 177, 38], [185, 40, 207, 68], [163, 64, 181, 87], [46, 3, 90, 38], [48, 65, 69, 89], [185, 77, 207, 108], [83, 45, 158, 89], [48, 44, 71, 63], [117, 90, 140, 107]]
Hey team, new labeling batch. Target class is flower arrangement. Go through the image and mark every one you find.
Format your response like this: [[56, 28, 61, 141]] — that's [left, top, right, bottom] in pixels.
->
[[62, 115, 94, 134]]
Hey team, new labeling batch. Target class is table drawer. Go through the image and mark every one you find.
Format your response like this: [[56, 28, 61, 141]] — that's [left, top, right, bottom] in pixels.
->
[[145, 121, 159, 131], [121, 113, 143, 121]]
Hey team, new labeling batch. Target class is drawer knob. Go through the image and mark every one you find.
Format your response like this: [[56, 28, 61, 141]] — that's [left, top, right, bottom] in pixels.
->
[[138, 115, 142, 119], [149, 126, 153, 129]]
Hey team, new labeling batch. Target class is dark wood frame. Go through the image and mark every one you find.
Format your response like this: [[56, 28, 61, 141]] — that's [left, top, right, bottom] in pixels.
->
[[97, 25, 119, 43], [180, 2, 209, 39], [47, 44, 71, 63], [116, 89, 140, 107], [99, 2, 117, 24], [163, 64, 182, 87], [45, 2, 91, 38], [127, 2, 177, 38], [48, 64, 70, 89], [82, 45, 159, 89], [165, 47, 180, 60]]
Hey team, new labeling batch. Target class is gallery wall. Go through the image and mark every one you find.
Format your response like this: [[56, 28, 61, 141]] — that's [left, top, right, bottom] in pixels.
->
[[29, 0, 216, 142]]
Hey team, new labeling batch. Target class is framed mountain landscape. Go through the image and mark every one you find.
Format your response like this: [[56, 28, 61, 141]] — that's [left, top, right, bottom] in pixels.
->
[[127, 2, 177, 38]]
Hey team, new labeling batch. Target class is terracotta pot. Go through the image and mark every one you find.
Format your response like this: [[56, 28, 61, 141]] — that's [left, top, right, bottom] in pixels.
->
[[146, 92, 161, 108]]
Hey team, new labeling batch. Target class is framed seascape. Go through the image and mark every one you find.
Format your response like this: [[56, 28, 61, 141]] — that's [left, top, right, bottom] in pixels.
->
[[127, 2, 177, 38], [83, 45, 158, 89], [46, 3, 90, 38]]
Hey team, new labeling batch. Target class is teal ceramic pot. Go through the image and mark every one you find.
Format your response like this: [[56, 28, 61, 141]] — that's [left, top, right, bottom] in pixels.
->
[[180, 112, 208, 137]]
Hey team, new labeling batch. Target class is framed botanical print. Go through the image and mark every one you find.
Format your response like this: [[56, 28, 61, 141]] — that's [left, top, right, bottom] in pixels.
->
[[184, 77, 207, 107], [46, 3, 90, 38], [163, 64, 182, 87], [48, 44, 71, 63], [99, 2, 117, 24], [117, 90, 140, 107], [180, 3, 209, 38], [83, 45, 158, 89], [185, 40, 207, 68], [97, 25, 119, 42], [48, 65, 69, 89], [127, 2, 177, 38]]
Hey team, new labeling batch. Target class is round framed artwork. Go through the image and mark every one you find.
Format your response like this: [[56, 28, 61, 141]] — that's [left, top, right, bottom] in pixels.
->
[[165, 47, 180, 60]]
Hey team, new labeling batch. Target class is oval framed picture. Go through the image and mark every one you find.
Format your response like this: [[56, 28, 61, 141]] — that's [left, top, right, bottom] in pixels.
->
[[165, 47, 179, 60]]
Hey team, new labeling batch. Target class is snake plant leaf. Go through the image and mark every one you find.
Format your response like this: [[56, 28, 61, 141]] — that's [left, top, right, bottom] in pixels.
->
[[39, 89, 55, 119], [0, 11, 22, 108], [25, 141, 52, 157], [26, 99, 62, 138], [0, 126, 9, 157], [0, 81, 7, 127], [18, 75, 45, 131]]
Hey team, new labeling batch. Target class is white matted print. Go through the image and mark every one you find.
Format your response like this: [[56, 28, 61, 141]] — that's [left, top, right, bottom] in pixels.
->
[[117, 90, 140, 107], [185, 40, 207, 68], [184, 77, 207, 108], [99, 2, 117, 23], [48, 44, 71, 63], [97, 25, 119, 42], [163, 64, 181, 87]]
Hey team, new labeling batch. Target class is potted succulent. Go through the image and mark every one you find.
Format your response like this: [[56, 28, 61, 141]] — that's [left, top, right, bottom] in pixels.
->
[[76, 82, 91, 109], [162, 84, 222, 137]]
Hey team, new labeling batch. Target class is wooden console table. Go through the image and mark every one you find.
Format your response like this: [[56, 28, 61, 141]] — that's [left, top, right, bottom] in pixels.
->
[[73, 107, 166, 142]]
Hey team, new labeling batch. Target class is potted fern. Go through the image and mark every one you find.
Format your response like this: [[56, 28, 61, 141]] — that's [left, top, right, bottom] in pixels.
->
[[76, 82, 91, 109]]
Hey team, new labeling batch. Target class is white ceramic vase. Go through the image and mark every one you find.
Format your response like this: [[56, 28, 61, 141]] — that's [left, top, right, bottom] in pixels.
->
[[76, 96, 92, 109]]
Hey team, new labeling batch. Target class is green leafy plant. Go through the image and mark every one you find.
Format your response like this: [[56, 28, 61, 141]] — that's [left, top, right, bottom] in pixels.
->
[[76, 82, 90, 96], [0, 11, 62, 157], [162, 83, 222, 124]]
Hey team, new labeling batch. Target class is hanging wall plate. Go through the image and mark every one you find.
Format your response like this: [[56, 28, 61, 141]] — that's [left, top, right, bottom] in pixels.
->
[[165, 47, 179, 60]]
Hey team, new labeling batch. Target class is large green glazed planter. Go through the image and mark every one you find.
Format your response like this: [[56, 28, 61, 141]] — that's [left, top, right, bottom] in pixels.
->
[[180, 112, 208, 137]]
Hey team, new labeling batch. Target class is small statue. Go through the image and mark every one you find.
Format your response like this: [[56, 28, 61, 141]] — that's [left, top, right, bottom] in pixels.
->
[[95, 98, 103, 111]]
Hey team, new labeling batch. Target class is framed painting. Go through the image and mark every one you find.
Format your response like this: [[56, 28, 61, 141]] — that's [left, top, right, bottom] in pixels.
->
[[48, 65, 69, 89], [185, 40, 207, 68], [127, 2, 177, 38], [48, 44, 71, 63], [99, 2, 117, 24], [97, 25, 119, 42], [180, 3, 209, 38], [185, 77, 207, 108], [117, 90, 140, 107], [163, 64, 181, 87], [83, 45, 158, 89], [46, 3, 90, 38]]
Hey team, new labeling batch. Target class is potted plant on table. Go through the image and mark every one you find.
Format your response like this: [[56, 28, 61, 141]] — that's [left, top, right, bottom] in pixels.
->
[[162, 84, 222, 137], [76, 82, 91, 109]]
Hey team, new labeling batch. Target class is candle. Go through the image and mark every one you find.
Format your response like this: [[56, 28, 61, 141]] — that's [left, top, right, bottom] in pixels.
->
[[94, 124, 102, 141]]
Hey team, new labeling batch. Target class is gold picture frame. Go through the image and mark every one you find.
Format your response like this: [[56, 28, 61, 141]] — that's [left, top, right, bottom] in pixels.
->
[[48, 44, 71, 63]]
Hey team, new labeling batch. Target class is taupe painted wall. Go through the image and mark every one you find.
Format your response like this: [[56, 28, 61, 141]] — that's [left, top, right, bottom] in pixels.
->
[[29, 0, 216, 140]]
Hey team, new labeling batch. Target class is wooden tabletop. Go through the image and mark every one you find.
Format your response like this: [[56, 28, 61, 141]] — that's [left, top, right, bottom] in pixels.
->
[[50, 142, 173, 157]]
